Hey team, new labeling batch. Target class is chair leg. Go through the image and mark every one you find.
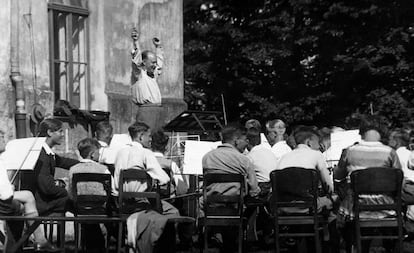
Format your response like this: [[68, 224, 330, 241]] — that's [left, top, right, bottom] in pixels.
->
[[314, 224, 321, 253], [59, 221, 66, 251], [398, 216, 403, 253], [105, 223, 109, 253], [117, 221, 123, 253], [49, 222, 54, 242], [274, 219, 280, 253], [74, 221, 79, 253], [204, 226, 209, 252], [355, 221, 362, 253], [238, 223, 243, 253]]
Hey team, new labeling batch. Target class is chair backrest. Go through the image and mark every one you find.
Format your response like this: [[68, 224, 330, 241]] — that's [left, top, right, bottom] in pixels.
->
[[118, 168, 161, 214], [158, 167, 172, 198], [203, 172, 245, 217], [270, 167, 319, 214], [351, 167, 403, 212], [72, 173, 112, 215]]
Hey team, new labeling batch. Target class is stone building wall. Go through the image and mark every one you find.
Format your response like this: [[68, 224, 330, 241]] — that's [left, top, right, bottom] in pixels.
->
[[0, 0, 186, 152]]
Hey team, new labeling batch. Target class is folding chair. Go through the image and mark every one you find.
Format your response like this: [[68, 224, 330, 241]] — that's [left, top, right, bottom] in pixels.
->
[[202, 173, 245, 253], [351, 167, 403, 253], [270, 167, 334, 253], [72, 173, 115, 253]]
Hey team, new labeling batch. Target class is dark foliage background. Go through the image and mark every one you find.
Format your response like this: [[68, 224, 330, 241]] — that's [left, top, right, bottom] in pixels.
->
[[183, 0, 414, 128]]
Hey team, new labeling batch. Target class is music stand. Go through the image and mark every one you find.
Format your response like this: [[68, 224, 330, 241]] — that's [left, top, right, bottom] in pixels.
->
[[0, 137, 46, 188]]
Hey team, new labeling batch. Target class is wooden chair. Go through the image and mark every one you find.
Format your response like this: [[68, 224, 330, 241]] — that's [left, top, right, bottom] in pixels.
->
[[159, 167, 173, 199], [118, 169, 161, 253], [270, 167, 334, 253], [350, 167, 403, 253], [72, 173, 115, 253], [202, 173, 245, 253], [118, 168, 161, 214]]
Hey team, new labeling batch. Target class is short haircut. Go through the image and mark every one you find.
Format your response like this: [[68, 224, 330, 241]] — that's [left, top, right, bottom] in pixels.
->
[[246, 128, 261, 147], [95, 121, 113, 139], [151, 130, 169, 153], [293, 126, 320, 145], [77, 138, 101, 159], [266, 119, 286, 132], [359, 115, 385, 137], [245, 119, 261, 131], [221, 126, 245, 143], [38, 118, 63, 137], [390, 128, 410, 147], [128, 121, 150, 139]]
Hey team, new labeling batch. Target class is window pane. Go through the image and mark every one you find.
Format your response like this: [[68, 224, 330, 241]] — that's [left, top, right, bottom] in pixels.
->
[[50, 8, 88, 109], [72, 63, 87, 108], [54, 12, 67, 61], [72, 15, 86, 63], [49, 0, 88, 9], [54, 62, 68, 101]]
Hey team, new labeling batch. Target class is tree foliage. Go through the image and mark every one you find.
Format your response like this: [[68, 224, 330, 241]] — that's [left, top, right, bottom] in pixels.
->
[[184, 0, 414, 127]]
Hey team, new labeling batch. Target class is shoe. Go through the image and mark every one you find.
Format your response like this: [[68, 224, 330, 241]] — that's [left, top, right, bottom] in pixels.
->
[[34, 241, 60, 252]]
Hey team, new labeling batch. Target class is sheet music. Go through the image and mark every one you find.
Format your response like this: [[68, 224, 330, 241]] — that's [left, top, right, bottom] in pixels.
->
[[326, 129, 361, 163], [109, 134, 132, 149], [183, 140, 219, 175], [0, 137, 46, 171]]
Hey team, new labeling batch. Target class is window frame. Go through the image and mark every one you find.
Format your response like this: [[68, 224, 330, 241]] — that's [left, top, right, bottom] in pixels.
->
[[48, 3, 90, 109]]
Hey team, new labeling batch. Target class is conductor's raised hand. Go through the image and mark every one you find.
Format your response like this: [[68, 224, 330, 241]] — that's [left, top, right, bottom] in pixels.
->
[[131, 28, 139, 41], [152, 37, 161, 47]]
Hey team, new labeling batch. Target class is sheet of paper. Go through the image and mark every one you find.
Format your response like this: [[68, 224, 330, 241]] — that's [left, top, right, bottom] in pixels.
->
[[109, 134, 132, 149], [327, 130, 361, 162], [183, 140, 218, 175], [0, 137, 46, 171]]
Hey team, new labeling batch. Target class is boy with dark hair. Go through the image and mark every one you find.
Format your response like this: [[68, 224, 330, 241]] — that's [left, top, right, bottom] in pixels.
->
[[0, 130, 58, 252], [68, 138, 111, 198], [276, 126, 333, 213], [203, 125, 260, 197], [68, 138, 112, 252], [95, 121, 116, 175], [114, 121, 175, 214], [95, 121, 113, 146], [246, 128, 277, 195], [31, 119, 79, 215]]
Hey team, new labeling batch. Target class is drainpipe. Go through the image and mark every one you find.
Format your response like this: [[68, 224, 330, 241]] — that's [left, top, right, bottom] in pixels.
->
[[10, 0, 26, 138]]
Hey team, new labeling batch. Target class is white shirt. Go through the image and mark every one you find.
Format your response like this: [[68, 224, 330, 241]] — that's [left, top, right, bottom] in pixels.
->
[[42, 142, 55, 155], [277, 144, 333, 193], [98, 140, 117, 164], [0, 159, 14, 200], [260, 133, 271, 149], [271, 140, 292, 161], [113, 141, 169, 195], [247, 145, 278, 182], [131, 69, 162, 104], [399, 147, 414, 181]]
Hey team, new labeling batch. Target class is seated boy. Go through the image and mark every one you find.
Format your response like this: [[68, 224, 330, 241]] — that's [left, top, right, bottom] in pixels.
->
[[0, 131, 57, 252], [68, 138, 113, 252]]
